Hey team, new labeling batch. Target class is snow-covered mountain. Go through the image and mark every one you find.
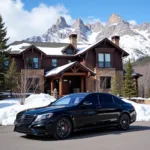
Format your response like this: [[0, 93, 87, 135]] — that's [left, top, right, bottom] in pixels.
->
[[26, 14, 150, 61]]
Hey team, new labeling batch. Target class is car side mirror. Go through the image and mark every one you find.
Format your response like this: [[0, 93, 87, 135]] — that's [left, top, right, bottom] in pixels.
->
[[83, 101, 92, 106]]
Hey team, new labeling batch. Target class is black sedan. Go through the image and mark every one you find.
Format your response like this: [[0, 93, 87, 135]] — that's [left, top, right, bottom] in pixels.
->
[[14, 93, 136, 140]]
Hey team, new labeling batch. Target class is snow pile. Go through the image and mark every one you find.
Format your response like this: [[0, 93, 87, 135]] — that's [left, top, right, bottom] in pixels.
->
[[122, 98, 150, 121], [0, 93, 55, 126]]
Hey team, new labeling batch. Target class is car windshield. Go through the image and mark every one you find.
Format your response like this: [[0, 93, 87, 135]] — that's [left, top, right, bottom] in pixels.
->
[[51, 94, 86, 106]]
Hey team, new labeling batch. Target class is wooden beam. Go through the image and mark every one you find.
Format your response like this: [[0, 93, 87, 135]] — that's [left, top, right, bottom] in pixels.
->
[[50, 79, 54, 93], [87, 72, 91, 77], [81, 77, 84, 92], [63, 72, 87, 76], [59, 77, 63, 97]]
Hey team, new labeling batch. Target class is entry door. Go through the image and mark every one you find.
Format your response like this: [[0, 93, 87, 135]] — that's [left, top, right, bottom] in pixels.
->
[[73, 94, 100, 128], [63, 80, 70, 95]]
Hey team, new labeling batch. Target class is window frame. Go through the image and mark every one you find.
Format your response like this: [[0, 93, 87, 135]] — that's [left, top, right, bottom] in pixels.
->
[[66, 49, 73, 54], [98, 53, 111, 68], [52, 59, 57, 67], [100, 76, 111, 89], [27, 57, 39, 69]]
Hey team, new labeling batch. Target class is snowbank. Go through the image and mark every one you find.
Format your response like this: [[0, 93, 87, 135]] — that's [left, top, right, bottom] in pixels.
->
[[122, 98, 150, 121], [1, 95, 150, 126], [0, 93, 55, 126]]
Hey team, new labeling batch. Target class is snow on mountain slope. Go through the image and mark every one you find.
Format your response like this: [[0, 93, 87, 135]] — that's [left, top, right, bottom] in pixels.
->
[[26, 14, 150, 61]]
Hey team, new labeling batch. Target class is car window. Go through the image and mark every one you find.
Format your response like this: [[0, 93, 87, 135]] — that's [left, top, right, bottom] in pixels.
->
[[51, 94, 86, 106], [99, 94, 114, 106], [84, 94, 99, 106]]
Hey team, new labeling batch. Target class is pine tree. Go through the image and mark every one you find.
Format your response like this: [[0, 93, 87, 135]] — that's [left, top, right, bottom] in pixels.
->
[[0, 15, 9, 49], [123, 59, 137, 99], [4, 59, 19, 96], [0, 15, 9, 91], [111, 76, 120, 96]]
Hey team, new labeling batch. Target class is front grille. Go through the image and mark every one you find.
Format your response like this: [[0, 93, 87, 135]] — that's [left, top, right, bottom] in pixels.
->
[[16, 112, 36, 125], [22, 115, 35, 124], [16, 111, 25, 123]]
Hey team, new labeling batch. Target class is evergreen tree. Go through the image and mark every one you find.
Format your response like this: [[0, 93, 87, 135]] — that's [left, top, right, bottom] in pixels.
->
[[4, 59, 19, 96], [123, 59, 137, 99], [111, 76, 120, 96], [0, 15, 9, 49], [0, 15, 9, 91]]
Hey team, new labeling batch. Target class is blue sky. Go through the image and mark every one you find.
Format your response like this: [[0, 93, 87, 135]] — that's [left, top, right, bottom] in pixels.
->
[[22, 0, 150, 24], [0, 0, 149, 42]]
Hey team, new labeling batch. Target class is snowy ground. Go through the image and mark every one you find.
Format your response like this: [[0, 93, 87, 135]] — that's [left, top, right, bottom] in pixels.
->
[[0, 94, 150, 126], [0, 93, 55, 126]]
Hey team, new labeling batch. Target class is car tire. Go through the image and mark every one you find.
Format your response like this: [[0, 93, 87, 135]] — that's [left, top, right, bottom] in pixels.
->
[[118, 113, 130, 130], [53, 117, 72, 140]]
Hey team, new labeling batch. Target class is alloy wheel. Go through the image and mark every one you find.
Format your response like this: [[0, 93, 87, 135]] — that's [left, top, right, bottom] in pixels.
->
[[119, 114, 130, 130], [56, 118, 72, 139]]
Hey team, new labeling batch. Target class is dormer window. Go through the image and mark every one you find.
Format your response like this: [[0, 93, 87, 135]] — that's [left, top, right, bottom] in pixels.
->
[[27, 57, 39, 69], [52, 59, 57, 67], [66, 49, 73, 54]]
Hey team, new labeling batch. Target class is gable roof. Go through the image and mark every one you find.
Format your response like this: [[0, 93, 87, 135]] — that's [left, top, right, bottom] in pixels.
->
[[75, 38, 129, 57], [8, 38, 129, 57], [8, 41, 69, 55], [45, 61, 95, 77]]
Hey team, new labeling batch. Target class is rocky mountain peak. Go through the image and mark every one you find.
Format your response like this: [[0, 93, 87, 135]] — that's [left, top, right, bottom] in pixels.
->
[[72, 18, 85, 28], [107, 13, 123, 25], [56, 16, 69, 28], [88, 22, 104, 32]]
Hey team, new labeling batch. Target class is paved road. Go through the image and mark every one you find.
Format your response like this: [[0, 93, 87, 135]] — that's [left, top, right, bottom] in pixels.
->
[[0, 122, 150, 150]]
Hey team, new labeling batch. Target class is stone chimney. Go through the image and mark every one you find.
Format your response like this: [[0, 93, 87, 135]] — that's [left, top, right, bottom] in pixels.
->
[[111, 36, 120, 46], [69, 34, 77, 48]]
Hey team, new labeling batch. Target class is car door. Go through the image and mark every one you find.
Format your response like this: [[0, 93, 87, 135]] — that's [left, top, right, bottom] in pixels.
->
[[73, 93, 100, 128], [98, 93, 121, 124]]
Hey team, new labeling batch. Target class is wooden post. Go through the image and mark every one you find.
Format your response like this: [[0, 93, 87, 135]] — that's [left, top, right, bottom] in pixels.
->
[[59, 77, 63, 97], [50, 79, 54, 93], [81, 77, 84, 92]]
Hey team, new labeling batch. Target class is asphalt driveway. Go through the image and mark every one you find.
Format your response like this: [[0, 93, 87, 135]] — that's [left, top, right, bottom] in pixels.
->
[[0, 122, 150, 150]]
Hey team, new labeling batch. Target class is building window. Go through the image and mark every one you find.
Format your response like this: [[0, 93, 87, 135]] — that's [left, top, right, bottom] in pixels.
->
[[66, 49, 73, 54], [26, 78, 40, 92], [68, 60, 72, 63], [100, 77, 111, 89], [27, 58, 39, 69], [3, 60, 9, 68], [52, 59, 57, 67], [98, 53, 111, 68]]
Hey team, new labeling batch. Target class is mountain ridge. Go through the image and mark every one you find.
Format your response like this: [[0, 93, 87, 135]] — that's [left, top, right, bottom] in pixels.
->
[[26, 14, 150, 61]]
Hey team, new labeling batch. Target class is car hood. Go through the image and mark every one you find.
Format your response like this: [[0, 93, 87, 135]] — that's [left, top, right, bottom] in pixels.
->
[[25, 105, 67, 115]]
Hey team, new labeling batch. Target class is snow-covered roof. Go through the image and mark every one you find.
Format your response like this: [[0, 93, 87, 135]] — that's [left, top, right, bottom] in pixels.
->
[[36, 46, 66, 55], [76, 38, 129, 57], [45, 61, 95, 77], [7, 43, 31, 53], [45, 62, 76, 77], [8, 41, 88, 56]]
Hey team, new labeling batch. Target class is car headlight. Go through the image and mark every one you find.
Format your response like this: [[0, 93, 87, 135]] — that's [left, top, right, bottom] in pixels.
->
[[35, 113, 53, 122]]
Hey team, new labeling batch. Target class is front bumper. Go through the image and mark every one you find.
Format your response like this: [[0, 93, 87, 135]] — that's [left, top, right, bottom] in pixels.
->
[[130, 110, 137, 123], [14, 121, 54, 136]]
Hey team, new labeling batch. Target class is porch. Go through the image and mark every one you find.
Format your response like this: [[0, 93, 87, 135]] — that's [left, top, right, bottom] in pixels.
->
[[45, 61, 95, 97]]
